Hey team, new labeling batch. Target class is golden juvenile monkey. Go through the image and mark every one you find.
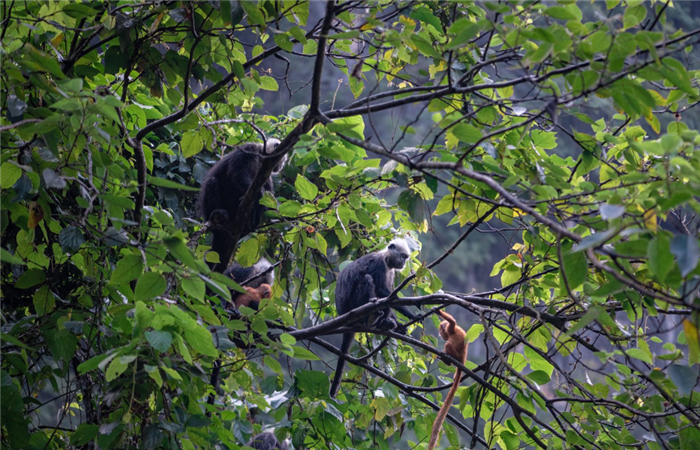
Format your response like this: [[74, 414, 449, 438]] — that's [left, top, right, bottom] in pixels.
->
[[234, 283, 272, 310], [429, 310, 468, 450]]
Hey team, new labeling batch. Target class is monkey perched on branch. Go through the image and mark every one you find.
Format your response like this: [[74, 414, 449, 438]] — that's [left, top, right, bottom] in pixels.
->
[[198, 139, 287, 273], [329, 239, 421, 398], [429, 309, 468, 450], [224, 257, 275, 311], [234, 284, 272, 310], [248, 431, 289, 450]]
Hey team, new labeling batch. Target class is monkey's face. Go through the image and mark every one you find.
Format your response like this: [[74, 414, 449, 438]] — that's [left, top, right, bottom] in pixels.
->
[[386, 242, 410, 269], [258, 284, 272, 298], [438, 321, 450, 340], [264, 138, 281, 154]]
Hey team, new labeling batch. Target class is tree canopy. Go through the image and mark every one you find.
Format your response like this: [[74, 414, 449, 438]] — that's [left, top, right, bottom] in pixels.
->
[[2, 1, 700, 449]]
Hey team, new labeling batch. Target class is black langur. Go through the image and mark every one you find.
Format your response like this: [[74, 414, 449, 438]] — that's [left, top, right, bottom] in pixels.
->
[[224, 257, 275, 310], [248, 432, 289, 450], [329, 239, 419, 398], [429, 310, 468, 450], [198, 139, 287, 273]]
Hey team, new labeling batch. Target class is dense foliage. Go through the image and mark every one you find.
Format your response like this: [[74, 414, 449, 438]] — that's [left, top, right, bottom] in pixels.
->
[[2, 1, 700, 449]]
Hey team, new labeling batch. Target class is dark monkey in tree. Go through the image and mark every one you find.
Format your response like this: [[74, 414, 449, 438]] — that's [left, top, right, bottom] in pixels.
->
[[329, 239, 420, 398], [198, 139, 287, 273], [248, 432, 289, 450], [429, 309, 468, 450]]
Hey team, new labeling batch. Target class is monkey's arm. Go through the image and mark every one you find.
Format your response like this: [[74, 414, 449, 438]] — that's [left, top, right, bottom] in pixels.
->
[[438, 310, 457, 334]]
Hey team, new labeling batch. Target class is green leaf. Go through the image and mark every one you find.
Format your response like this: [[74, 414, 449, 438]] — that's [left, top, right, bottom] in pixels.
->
[[240, 1, 265, 25], [660, 57, 697, 96], [623, 4, 646, 29], [526, 370, 551, 385], [0, 333, 33, 351], [668, 364, 700, 396], [259, 76, 278, 91], [561, 250, 587, 290], [292, 346, 320, 360], [184, 325, 218, 358], [626, 348, 652, 365], [279, 200, 302, 217], [648, 234, 674, 283], [146, 330, 172, 353], [0, 162, 22, 189], [329, 116, 365, 140], [0, 249, 25, 265], [71, 424, 99, 446], [670, 235, 700, 278], [133, 301, 154, 337], [295, 174, 318, 201], [410, 35, 441, 58], [15, 269, 46, 289], [105, 356, 129, 381], [237, 238, 261, 268], [134, 272, 167, 300], [147, 175, 199, 191], [465, 324, 484, 343], [110, 255, 144, 285], [294, 369, 330, 399], [567, 306, 602, 336], [33, 285, 55, 316], [1, 371, 30, 448], [181, 277, 205, 301], [410, 7, 442, 31], [545, 5, 582, 21], [447, 20, 482, 50], [59, 226, 85, 253], [181, 130, 204, 158], [451, 123, 483, 144], [77, 354, 110, 374], [164, 237, 203, 271]]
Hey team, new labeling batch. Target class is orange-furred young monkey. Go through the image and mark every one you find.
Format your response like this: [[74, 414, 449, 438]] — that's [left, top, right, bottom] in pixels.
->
[[234, 283, 272, 310], [429, 309, 468, 450]]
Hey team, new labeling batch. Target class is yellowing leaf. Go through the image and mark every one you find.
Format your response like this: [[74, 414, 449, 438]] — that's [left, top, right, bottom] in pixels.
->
[[683, 320, 700, 365]]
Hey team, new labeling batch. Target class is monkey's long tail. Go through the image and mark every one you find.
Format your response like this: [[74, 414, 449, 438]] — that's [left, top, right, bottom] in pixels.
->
[[210, 229, 234, 273], [330, 332, 355, 398], [428, 369, 461, 450]]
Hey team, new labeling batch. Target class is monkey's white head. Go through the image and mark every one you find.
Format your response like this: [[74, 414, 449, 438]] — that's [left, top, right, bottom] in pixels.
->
[[385, 238, 411, 269], [263, 138, 287, 173], [264, 138, 281, 154]]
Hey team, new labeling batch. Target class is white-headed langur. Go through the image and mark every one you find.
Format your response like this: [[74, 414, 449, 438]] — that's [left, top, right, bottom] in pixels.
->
[[224, 258, 275, 311], [329, 239, 420, 398], [198, 139, 287, 273], [248, 431, 289, 450]]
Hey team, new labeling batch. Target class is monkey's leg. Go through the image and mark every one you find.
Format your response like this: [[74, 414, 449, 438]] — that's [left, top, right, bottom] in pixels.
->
[[210, 229, 235, 273], [373, 309, 398, 331], [330, 332, 355, 398], [208, 209, 229, 228]]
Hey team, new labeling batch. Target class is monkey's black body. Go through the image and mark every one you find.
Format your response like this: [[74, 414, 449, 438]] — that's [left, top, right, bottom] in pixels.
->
[[198, 141, 283, 273], [330, 242, 417, 398], [248, 432, 288, 450], [335, 252, 416, 322]]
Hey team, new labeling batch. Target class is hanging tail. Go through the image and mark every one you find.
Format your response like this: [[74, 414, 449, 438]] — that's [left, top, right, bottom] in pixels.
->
[[330, 332, 354, 398], [428, 369, 461, 450]]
